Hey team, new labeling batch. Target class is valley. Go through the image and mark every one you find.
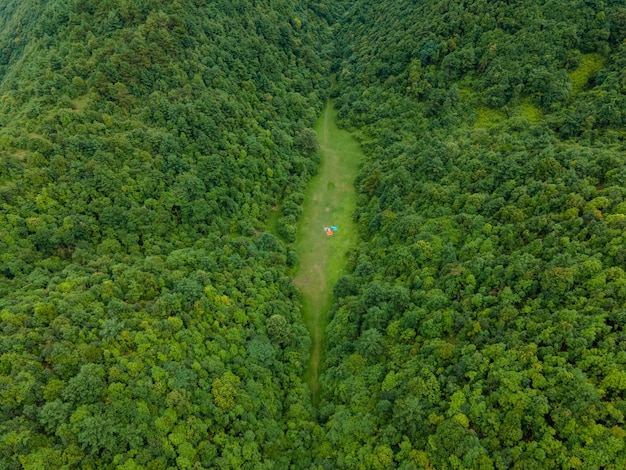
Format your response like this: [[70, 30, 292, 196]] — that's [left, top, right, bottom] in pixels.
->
[[292, 100, 362, 405]]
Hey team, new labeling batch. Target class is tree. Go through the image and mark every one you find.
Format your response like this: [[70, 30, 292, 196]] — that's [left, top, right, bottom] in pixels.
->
[[295, 128, 319, 157], [266, 314, 294, 347], [356, 328, 384, 358], [212, 372, 241, 411]]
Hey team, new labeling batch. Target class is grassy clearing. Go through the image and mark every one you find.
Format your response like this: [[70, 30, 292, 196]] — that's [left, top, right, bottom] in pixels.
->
[[265, 206, 281, 236], [292, 100, 362, 405], [569, 53, 605, 94], [519, 99, 542, 123], [474, 106, 506, 128], [71, 94, 89, 112]]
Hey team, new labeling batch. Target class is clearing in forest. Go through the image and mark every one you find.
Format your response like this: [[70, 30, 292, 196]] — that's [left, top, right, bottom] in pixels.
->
[[292, 100, 362, 405]]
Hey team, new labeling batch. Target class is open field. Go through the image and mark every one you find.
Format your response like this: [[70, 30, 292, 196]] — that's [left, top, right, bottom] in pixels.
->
[[292, 100, 362, 404]]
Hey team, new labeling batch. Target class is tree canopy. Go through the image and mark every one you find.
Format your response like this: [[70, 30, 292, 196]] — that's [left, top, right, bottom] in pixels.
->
[[3, 0, 626, 468], [0, 0, 333, 468], [320, 0, 626, 467]]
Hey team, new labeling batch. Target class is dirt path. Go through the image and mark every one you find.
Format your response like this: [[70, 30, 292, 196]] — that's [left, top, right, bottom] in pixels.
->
[[293, 100, 362, 405]]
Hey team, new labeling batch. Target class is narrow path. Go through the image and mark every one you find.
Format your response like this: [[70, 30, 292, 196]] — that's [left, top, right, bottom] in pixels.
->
[[292, 100, 362, 405]]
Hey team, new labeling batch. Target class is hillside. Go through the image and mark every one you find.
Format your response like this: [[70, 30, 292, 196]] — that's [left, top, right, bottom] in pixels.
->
[[320, 1, 626, 468], [0, 1, 333, 468], [3, 0, 626, 469]]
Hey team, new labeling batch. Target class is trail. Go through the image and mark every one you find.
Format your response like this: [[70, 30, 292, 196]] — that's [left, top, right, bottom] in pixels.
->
[[292, 100, 362, 405]]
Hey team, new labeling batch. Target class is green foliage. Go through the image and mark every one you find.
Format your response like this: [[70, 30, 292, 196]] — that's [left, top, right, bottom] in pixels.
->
[[320, 0, 626, 468], [519, 99, 543, 123], [266, 314, 294, 347], [0, 0, 334, 467], [4, 0, 626, 467], [474, 106, 506, 128], [569, 53, 606, 94]]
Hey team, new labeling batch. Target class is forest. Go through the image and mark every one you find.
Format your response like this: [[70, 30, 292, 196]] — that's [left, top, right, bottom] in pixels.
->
[[321, 0, 626, 468], [1, 0, 626, 468], [0, 0, 332, 468]]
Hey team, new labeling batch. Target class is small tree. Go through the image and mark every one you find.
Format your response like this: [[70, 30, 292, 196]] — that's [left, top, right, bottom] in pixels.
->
[[266, 314, 293, 347], [295, 128, 319, 157]]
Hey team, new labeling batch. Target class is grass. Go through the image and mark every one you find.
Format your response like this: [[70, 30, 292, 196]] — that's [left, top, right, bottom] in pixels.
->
[[519, 99, 542, 123], [265, 205, 281, 236], [71, 94, 89, 112], [292, 100, 362, 405], [474, 106, 506, 128], [569, 53, 605, 94]]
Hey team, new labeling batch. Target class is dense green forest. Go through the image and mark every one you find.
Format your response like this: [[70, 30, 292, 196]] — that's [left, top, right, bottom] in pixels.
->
[[321, 0, 626, 468], [2, 0, 626, 468], [0, 0, 334, 468]]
